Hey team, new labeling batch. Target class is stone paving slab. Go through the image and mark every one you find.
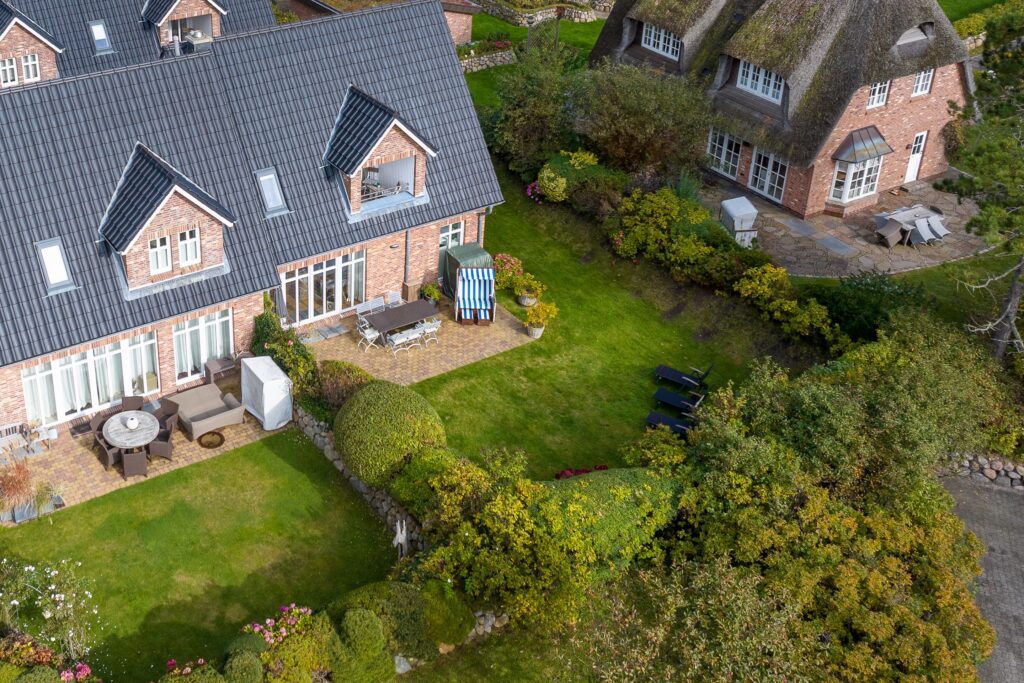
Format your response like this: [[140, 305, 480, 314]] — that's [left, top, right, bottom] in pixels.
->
[[945, 475, 1024, 683], [310, 301, 533, 386]]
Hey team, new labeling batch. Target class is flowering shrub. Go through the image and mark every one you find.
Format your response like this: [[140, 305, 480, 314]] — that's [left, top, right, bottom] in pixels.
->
[[161, 657, 221, 681], [525, 181, 543, 204], [59, 662, 98, 682], [493, 254, 523, 291], [0, 558, 100, 662], [243, 605, 341, 683], [243, 605, 314, 648], [456, 38, 513, 59], [0, 634, 55, 667], [554, 465, 609, 480]]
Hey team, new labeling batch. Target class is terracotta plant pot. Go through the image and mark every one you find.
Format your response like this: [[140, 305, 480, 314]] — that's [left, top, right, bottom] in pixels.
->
[[517, 293, 538, 307], [526, 324, 545, 339]]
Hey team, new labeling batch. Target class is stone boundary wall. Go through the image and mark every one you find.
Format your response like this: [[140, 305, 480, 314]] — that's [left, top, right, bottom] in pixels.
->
[[478, 0, 599, 26], [461, 49, 517, 73], [965, 33, 986, 52], [296, 406, 427, 551], [949, 452, 1024, 491]]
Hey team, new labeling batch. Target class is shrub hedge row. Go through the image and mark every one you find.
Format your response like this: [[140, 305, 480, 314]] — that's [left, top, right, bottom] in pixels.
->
[[953, 0, 1024, 38]]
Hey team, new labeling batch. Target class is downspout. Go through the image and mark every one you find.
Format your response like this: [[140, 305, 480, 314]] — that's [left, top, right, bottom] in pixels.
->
[[403, 227, 411, 288]]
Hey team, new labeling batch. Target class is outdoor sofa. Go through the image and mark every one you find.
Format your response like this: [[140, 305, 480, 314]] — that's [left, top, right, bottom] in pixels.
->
[[172, 384, 245, 440]]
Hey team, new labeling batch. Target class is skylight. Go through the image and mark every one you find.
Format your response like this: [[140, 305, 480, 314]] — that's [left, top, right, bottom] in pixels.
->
[[36, 238, 74, 294], [89, 21, 113, 55], [256, 168, 288, 216]]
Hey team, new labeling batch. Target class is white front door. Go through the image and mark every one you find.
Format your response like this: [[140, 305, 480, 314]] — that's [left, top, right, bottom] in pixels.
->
[[905, 131, 927, 183]]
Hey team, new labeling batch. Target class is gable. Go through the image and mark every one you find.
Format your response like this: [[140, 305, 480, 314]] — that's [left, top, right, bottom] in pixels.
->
[[0, 9, 63, 53], [143, 0, 228, 26], [119, 185, 233, 255]]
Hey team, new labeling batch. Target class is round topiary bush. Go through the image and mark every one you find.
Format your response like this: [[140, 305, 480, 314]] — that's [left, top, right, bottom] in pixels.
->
[[13, 667, 59, 683], [159, 668, 225, 683], [224, 633, 269, 656], [333, 381, 446, 488], [319, 361, 374, 411], [223, 650, 263, 683], [332, 608, 393, 682]]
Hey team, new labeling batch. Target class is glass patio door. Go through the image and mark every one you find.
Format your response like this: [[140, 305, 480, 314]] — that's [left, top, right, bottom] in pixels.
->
[[438, 221, 464, 282]]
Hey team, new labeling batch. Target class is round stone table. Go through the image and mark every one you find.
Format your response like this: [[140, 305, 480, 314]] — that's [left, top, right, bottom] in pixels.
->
[[102, 410, 159, 451]]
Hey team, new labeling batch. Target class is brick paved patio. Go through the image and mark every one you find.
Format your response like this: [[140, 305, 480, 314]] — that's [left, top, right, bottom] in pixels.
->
[[310, 301, 533, 385], [703, 179, 988, 277]]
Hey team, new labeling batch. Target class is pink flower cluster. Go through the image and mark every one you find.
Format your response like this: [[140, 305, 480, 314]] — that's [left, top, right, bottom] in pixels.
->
[[59, 663, 92, 682], [525, 181, 543, 204], [243, 604, 313, 648], [164, 657, 208, 678], [554, 465, 609, 480]]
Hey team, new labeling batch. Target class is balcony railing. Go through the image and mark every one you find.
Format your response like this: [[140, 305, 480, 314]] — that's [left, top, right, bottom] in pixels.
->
[[361, 181, 410, 203]]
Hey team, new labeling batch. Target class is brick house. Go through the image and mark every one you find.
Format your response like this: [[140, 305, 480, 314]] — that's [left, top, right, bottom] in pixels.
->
[[0, 0, 275, 81], [590, 0, 974, 218], [0, 0, 501, 430]]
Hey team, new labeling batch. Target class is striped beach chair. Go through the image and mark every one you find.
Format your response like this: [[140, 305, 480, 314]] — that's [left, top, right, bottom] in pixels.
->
[[455, 267, 496, 324]]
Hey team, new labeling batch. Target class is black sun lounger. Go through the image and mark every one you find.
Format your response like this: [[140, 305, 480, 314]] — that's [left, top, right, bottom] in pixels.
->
[[646, 411, 692, 436], [654, 364, 711, 390], [653, 387, 704, 415]]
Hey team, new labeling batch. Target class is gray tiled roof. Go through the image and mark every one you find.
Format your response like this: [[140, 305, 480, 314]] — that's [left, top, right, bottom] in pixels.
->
[[0, 0, 502, 368], [142, 0, 184, 26], [99, 143, 238, 252], [0, 0, 63, 51], [12, 0, 274, 77]]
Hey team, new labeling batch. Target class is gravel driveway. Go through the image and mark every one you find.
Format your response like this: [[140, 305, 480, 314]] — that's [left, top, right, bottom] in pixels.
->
[[946, 476, 1024, 682]]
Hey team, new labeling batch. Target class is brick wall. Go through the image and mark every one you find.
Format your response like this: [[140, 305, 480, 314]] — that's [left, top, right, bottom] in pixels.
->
[[0, 23, 58, 85], [157, 0, 222, 44], [444, 11, 473, 45], [349, 125, 430, 212], [120, 190, 227, 291], [0, 292, 263, 430], [279, 210, 484, 328], [724, 64, 968, 218]]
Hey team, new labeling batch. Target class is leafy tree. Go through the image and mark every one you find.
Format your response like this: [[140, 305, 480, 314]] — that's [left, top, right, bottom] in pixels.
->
[[494, 43, 578, 177], [570, 63, 713, 174]]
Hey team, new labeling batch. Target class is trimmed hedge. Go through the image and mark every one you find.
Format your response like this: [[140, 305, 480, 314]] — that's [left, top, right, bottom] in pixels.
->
[[333, 609, 393, 683], [223, 650, 262, 683], [319, 360, 374, 411], [953, 0, 1024, 37], [328, 580, 474, 661], [224, 633, 269, 656], [159, 668, 225, 683], [333, 381, 446, 488], [386, 447, 459, 521], [262, 613, 344, 683], [0, 664, 24, 683], [13, 668, 58, 683]]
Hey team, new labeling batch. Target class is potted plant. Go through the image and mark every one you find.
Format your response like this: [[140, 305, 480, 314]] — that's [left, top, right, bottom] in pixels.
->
[[420, 282, 442, 304], [513, 273, 546, 307], [524, 301, 558, 339]]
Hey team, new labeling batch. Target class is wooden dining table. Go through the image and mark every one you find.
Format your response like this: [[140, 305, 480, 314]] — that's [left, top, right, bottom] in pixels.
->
[[102, 410, 160, 452]]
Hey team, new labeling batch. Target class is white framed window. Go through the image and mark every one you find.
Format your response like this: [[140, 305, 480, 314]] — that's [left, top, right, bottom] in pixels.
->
[[641, 23, 681, 60], [867, 81, 890, 108], [89, 21, 113, 54], [1, 58, 17, 87], [36, 239, 74, 293], [256, 167, 287, 216], [173, 310, 233, 381], [912, 69, 934, 96], [830, 157, 884, 203], [748, 149, 789, 202], [22, 332, 159, 426], [439, 222, 464, 251], [281, 250, 365, 325], [736, 60, 785, 104], [706, 128, 742, 179], [148, 236, 171, 274], [178, 228, 201, 266], [21, 54, 39, 83]]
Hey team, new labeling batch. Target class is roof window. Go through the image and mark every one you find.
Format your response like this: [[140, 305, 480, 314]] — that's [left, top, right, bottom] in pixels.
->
[[89, 21, 113, 55], [36, 238, 74, 294], [256, 168, 288, 216]]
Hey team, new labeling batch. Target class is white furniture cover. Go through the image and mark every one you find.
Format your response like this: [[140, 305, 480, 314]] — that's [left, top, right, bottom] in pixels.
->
[[721, 196, 759, 248], [241, 356, 293, 430]]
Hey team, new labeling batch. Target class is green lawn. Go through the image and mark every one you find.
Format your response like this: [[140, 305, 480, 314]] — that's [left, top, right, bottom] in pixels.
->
[[0, 431, 393, 682], [938, 0, 1004, 21], [896, 251, 1017, 325], [414, 165, 819, 479], [472, 14, 605, 53]]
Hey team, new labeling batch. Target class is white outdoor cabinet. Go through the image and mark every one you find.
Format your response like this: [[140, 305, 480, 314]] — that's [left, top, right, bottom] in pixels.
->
[[241, 356, 293, 430], [721, 196, 759, 249]]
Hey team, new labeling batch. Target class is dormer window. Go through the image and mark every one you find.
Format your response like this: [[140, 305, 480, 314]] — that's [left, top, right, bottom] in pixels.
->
[[256, 168, 288, 216], [178, 228, 200, 266], [89, 21, 113, 55], [36, 238, 74, 294], [737, 60, 784, 104], [148, 236, 171, 274], [641, 23, 681, 60], [898, 23, 933, 46]]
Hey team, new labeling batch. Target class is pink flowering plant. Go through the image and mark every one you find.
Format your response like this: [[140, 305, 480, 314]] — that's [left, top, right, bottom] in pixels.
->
[[493, 253, 524, 292], [162, 656, 213, 679], [59, 661, 100, 682], [525, 181, 543, 205], [243, 604, 314, 649]]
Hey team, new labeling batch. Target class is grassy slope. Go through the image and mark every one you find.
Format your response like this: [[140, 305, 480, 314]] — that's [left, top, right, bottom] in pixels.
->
[[414, 165, 818, 479], [938, 0, 1004, 21], [0, 431, 393, 682], [472, 14, 605, 52]]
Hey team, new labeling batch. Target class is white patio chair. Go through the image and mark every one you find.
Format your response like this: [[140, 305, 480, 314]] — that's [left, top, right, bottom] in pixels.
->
[[356, 321, 380, 352], [416, 318, 441, 345], [369, 296, 387, 314], [385, 291, 404, 308], [387, 328, 422, 356]]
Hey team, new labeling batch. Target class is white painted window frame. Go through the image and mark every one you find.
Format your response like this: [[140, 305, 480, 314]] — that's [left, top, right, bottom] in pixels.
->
[[148, 236, 171, 274], [706, 127, 742, 179], [178, 227, 201, 266], [21, 54, 39, 83], [867, 81, 890, 108], [0, 57, 17, 87], [736, 60, 785, 104], [172, 309, 234, 383], [830, 157, 884, 203], [748, 148, 789, 202], [640, 23, 681, 60], [280, 250, 366, 327], [912, 69, 934, 97]]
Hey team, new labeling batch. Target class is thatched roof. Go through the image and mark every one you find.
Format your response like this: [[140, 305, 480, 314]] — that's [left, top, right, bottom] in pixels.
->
[[627, 0, 708, 40], [590, 0, 969, 166]]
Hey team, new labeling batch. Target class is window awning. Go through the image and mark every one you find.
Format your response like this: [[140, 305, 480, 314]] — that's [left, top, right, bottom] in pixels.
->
[[832, 125, 894, 164]]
